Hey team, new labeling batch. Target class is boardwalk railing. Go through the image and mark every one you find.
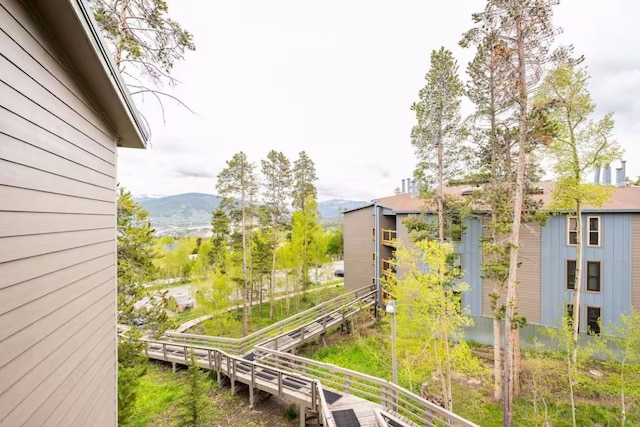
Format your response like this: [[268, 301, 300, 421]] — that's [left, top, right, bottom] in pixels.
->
[[141, 283, 479, 427], [164, 285, 376, 355], [253, 347, 479, 427]]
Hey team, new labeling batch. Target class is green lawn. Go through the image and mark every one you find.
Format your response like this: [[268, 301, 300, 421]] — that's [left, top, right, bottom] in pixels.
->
[[300, 320, 640, 427]]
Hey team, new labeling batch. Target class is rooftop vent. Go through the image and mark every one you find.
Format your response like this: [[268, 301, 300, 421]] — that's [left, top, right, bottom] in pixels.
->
[[461, 188, 475, 196]]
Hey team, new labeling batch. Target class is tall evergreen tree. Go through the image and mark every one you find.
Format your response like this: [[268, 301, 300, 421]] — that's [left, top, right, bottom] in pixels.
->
[[292, 151, 317, 211], [216, 152, 258, 336], [462, 33, 518, 403], [463, 1, 565, 424], [411, 47, 464, 243], [261, 150, 292, 320]]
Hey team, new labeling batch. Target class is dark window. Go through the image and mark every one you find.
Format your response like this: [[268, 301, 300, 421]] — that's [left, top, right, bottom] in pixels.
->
[[371, 253, 375, 265], [588, 217, 600, 246], [587, 306, 601, 335], [566, 304, 578, 331], [566, 260, 576, 290], [567, 217, 578, 245], [587, 261, 601, 292]]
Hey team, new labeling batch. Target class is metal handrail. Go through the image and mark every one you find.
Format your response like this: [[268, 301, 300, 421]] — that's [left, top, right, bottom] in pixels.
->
[[253, 347, 479, 427], [164, 285, 375, 354]]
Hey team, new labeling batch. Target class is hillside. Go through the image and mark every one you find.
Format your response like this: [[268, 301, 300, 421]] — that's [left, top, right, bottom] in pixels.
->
[[134, 193, 368, 236]]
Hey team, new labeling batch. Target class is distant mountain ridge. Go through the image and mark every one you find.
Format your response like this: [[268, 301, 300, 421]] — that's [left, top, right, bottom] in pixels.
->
[[133, 193, 368, 235]]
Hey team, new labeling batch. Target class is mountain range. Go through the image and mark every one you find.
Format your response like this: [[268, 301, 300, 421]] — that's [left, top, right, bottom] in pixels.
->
[[134, 193, 368, 236]]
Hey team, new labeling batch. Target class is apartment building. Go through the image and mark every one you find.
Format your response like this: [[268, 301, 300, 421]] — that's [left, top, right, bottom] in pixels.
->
[[344, 166, 640, 340], [0, 0, 146, 425]]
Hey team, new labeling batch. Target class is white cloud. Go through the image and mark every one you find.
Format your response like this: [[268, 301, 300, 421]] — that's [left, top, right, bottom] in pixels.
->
[[117, 0, 640, 200]]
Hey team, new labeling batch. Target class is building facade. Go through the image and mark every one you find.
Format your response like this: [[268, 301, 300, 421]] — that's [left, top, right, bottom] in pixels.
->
[[0, 0, 146, 425], [344, 176, 640, 341]]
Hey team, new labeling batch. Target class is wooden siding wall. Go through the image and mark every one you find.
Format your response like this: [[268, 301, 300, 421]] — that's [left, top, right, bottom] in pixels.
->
[[457, 219, 483, 317], [632, 214, 640, 310], [344, 207, 375, 292], [0, 1, 117, 426], [541, 214, 632, 328], [482, 222, 542, 324]]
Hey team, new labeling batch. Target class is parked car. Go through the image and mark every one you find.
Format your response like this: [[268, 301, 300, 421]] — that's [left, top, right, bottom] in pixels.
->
[[172, 293, 195, 312], [334, 268, 344, 278]]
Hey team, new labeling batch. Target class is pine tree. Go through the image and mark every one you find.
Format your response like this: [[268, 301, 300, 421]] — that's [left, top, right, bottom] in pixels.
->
[[410, 47, 464, 243], [261, 150, 292, 319], [462, 1, 565, 424], [292, 151, 317, 211], [216, 152, 258, 336], [178, 350, 213, 427]]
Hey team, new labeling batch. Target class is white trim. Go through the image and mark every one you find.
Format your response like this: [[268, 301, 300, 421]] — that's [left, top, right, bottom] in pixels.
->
[[586, 216, 602, 247], [566, 216, 578, 246]]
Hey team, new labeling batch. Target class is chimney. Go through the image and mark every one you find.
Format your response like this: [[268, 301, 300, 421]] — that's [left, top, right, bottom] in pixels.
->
[[401, 179, 406, 194], [603, 164, 611, 185], [593, 167, 601, 184], [411, 179, 417, 198], [620, 160, 627, 187]]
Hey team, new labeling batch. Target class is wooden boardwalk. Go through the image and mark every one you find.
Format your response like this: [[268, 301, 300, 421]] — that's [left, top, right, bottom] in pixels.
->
[[142, 286, 478, 427]]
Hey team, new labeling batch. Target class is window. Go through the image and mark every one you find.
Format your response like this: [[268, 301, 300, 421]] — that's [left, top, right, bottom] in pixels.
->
[[586, 261, 601, 292], [587, 306, 601, 335], [371, 253, 375, 265], [587, 216, 601, 247], [566, 304, 578, 331], [567, 217, 578, 245], [371, 227, 376, 241], [566, 260, 576, 290]]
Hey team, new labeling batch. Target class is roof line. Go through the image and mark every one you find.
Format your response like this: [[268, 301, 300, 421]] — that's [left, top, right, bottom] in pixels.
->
[[72, 0, 149, 144]]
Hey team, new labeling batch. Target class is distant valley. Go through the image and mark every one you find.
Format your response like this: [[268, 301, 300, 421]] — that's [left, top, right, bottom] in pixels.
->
[[134, 193, 368, 237]]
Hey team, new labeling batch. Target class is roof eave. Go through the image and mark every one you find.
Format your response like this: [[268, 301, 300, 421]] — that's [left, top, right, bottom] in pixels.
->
[[32, 0, 148, 149]]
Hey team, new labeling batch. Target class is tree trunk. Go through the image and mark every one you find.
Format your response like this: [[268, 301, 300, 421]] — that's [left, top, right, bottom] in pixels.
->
[[241, 188, 248, 337], [493, 316, 503, 401], [503, 15, 527, 427], [572, 203, 583, 363], [270, 221, 277, 321]]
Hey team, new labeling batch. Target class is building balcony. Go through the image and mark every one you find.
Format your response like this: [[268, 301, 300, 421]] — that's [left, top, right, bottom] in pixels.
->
[[381, 229, 397, 247], [382, 259, 396, 277]]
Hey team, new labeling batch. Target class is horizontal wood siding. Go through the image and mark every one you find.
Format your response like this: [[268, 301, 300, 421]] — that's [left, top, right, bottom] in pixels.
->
[[344, 207, 374, 291], [0, 1, 117, 425], [632, 214, 640, 310]]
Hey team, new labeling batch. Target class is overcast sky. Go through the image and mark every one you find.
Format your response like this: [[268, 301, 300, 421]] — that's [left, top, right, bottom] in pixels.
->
[[116, 0, 640, 202]]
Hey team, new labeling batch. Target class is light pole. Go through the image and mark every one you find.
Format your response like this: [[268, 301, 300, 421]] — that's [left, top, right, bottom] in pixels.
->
[[385, 300, 398, 385]]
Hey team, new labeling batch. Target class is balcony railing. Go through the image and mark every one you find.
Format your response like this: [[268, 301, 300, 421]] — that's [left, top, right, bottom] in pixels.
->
[[381, 229, 397, 246], [382, 259, 396, 277]]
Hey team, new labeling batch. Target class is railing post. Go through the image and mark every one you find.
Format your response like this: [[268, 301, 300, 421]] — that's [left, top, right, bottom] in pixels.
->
[[249, 364, 255, 408], [277, 371, 283, 397], [184, 346, 188, 362], [163, 343, 167, 361], [208, 349, 212, 371]]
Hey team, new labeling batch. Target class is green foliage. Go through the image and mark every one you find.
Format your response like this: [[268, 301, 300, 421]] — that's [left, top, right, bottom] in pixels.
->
[[177, 350, 214, 426], [118, 328, 148, 426], [411, 47, 466, 189], [390, 240, 478, 411], [290, 195, 323, 294], [325, 226, 344, 260], [535, 64, 622, 212], [292, 151, 317, 211]]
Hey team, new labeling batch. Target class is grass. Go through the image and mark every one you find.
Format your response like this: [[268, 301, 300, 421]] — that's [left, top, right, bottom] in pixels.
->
[[301, 320, 640, 427], [189, 285, 345, 337], [128, 363, 188, 427]]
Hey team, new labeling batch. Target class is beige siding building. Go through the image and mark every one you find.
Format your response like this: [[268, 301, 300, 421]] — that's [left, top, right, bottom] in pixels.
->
[[0, 0, 146, 425]]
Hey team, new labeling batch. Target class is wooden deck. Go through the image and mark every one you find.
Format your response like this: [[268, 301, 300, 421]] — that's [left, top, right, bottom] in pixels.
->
[[140, 286, 478, 427]]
